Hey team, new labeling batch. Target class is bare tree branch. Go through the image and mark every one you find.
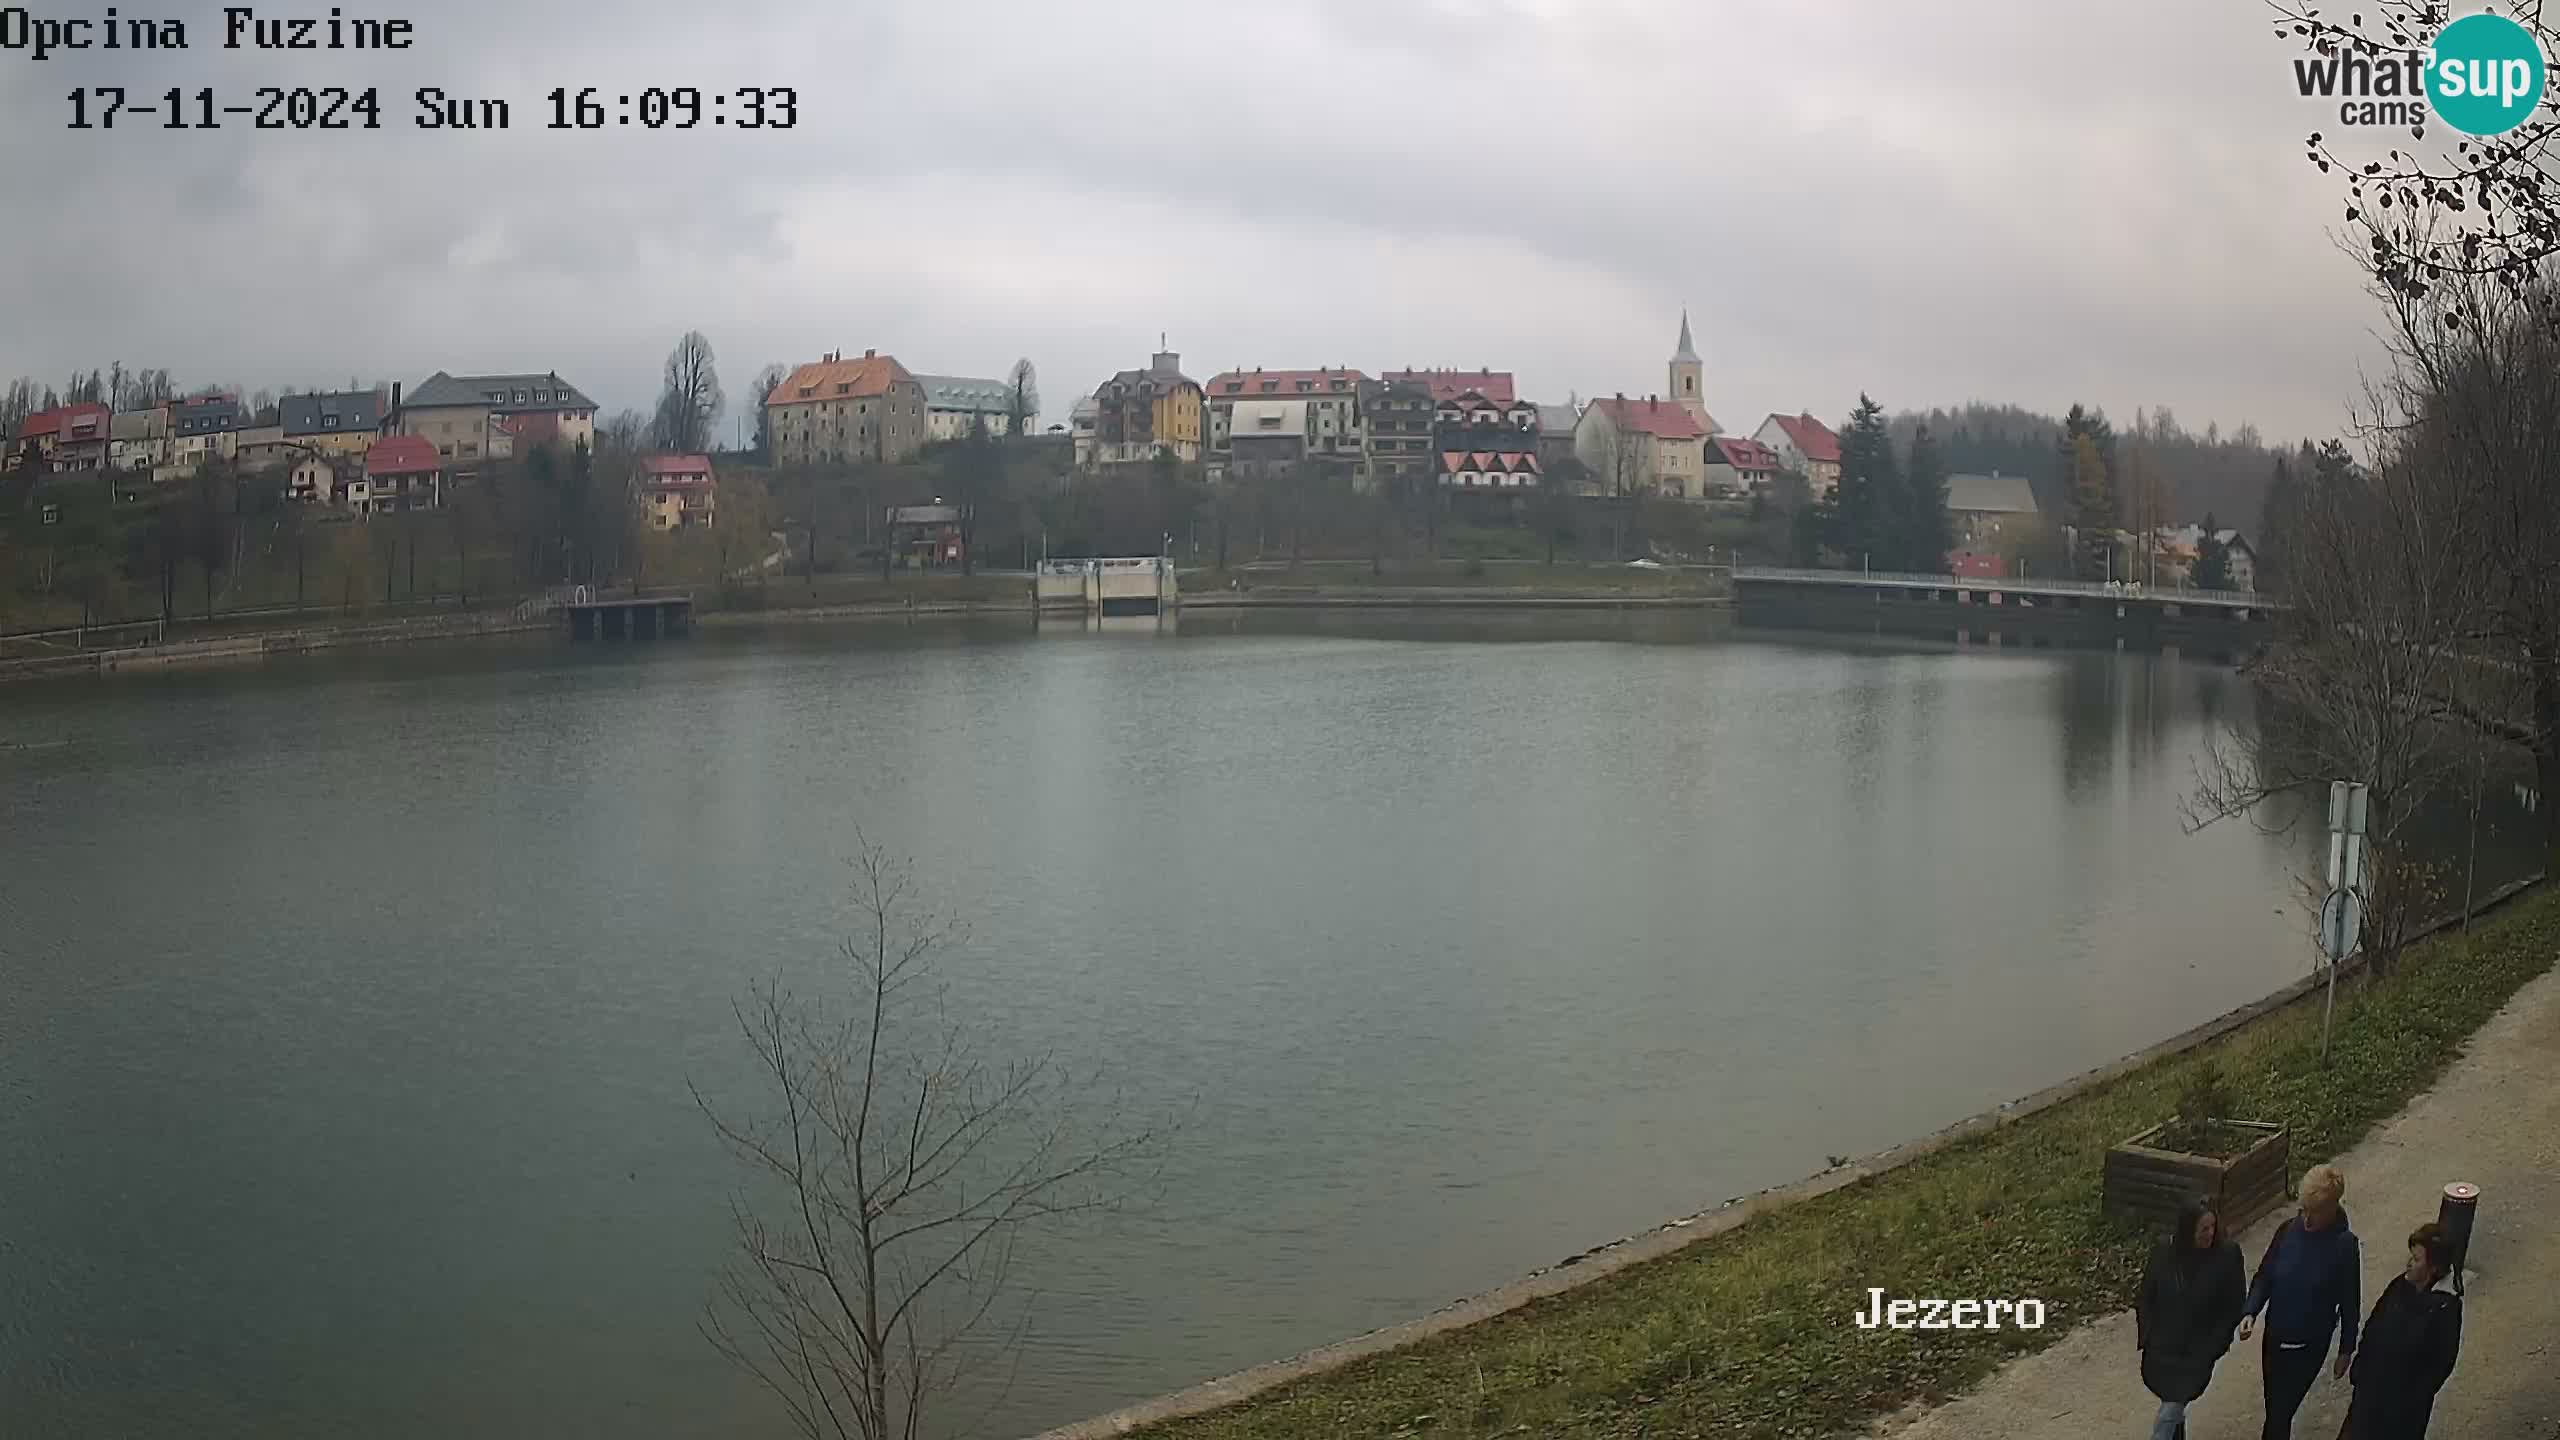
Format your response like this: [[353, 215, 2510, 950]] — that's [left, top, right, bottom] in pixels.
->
[[696, 839, 1169, 1440]]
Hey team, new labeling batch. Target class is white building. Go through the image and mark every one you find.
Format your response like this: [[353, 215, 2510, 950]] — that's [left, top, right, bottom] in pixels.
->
[[915, 374, 1017, 442]]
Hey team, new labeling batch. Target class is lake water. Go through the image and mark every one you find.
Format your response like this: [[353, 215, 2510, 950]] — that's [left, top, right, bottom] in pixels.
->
[[3, 612, 2539, 1437]]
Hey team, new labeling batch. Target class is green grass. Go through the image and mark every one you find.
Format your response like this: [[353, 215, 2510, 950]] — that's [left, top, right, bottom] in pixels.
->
[[704, 570, 1032, 612], [1191, 561, 1725, 595], [1130, 887, 2559, 1439]]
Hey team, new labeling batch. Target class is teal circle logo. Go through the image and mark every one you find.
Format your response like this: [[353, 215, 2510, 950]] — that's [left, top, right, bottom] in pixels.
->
[[2428, 14, 2547, 136]]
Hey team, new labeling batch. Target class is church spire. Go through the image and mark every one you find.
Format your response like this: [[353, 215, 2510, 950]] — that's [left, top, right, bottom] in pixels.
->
[[1674, 308, 1699, 362]]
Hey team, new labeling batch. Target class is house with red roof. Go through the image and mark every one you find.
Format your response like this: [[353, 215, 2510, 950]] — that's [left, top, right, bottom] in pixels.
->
[[1203, 367, 1367, 481], [637, 454, 716, 531], [1440, 448, 1542, 491], [1574, 394, 1711, 498], [9, 403, 111, 476], [1752, 412, 1843, 497], [1704, 435, 1784, 495], [1379, 368, 1517, 406], [350, 434, 442, 515]]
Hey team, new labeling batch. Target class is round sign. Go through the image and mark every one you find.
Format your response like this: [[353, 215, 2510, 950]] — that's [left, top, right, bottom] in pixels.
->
[[2428, 13, 2550, 138]]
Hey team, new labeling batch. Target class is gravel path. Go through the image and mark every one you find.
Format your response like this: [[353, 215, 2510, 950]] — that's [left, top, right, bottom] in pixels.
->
[[1870, 960, 2560, 1440]]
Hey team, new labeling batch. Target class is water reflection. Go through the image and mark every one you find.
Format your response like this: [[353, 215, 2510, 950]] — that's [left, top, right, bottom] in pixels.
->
[[0, 615, 2539, 1440]]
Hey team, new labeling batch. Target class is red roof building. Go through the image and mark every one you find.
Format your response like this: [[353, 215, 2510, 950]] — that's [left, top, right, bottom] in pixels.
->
[[351, 434, 443, 515], [1381, 369, 1516, 405], [637, 453, 714, 485], [1587, 395, 1708, 441], [1204, 367, 1369, 398], [10, 402, 111, 473], [1204, 368, 1369, 478], [1764, 412, 1841, 464], [638, 453, 716, 530], [1575, 396, 1713, 498], [366, 434, 441, 476], [1438, 449, 1541, 490]]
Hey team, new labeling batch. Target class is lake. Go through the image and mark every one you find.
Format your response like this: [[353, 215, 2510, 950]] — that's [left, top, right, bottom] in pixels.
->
[[3, 611, 2538, 1437]]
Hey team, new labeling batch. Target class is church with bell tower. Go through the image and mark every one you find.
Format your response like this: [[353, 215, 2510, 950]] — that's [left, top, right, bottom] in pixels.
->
[[1668, 310, 1716, 435]]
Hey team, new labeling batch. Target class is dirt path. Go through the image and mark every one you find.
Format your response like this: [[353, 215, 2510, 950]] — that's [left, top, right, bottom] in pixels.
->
[[1869, 961, 2560, 1440]]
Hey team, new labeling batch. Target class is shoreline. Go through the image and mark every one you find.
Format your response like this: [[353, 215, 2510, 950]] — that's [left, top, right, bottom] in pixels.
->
[[1034, 873, 2548, 1440], [0, 587, 1733, 683]]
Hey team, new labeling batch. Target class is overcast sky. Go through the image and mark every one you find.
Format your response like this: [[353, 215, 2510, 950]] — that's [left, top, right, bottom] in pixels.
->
[[1, 0, 2404, 443]]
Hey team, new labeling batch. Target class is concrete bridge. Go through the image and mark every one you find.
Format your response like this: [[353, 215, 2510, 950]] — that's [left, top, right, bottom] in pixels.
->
[[1731, 566, 2277, 654], [1033, 557, 1179, 618]]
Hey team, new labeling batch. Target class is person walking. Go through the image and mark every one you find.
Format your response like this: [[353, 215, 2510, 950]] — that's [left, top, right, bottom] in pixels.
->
[[2336, 1222, 2463, 1439], [2238, 1163, 2360, 1438], [2137, 1193, 2247, 1440]]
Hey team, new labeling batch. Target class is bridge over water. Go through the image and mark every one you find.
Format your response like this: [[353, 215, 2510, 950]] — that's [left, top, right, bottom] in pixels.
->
[[1731, 565, 2277, 654]]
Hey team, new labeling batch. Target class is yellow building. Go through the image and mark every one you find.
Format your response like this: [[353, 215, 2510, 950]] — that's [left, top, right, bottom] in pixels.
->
[[638, 454, 715, 530], [281, 389, 388, 458], [1087, 344, 1204, 468]]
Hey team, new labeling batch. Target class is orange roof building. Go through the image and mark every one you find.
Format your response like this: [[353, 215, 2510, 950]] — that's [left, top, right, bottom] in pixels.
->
[[765, 348, 928, 466]]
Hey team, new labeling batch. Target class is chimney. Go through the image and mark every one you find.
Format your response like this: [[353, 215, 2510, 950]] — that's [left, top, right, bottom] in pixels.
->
[[389, 381, 403, 431], [864, 348, 876, 359]]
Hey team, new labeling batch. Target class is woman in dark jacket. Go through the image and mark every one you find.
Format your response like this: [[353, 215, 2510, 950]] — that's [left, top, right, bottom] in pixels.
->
[[2337, 1222, 2463, 1439], [2136, 1193, 2247, 1440]]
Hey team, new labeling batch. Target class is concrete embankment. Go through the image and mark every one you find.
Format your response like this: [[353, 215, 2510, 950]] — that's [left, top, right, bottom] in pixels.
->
[[0, 610, 552, 683], [1181, 587, 1726, 610]]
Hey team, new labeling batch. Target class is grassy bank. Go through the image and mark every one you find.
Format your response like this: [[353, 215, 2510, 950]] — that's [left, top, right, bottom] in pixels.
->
[[1127, 888, 2559, 1439], [705, 572, 1031, 612], [1190, 560, 1726, 595]]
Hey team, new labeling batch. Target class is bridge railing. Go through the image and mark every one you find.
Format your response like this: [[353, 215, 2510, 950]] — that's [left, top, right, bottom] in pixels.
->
[[1730, 565, 2270, 608]]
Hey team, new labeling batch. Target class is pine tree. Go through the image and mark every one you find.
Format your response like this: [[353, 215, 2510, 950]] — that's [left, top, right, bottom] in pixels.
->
[[2193, 510, 2231, 591], [2061, 402, 2118, 579], [2258, 454, 2301, 592], [1900, 422, 1952, 571], [2070, 433, 2113, 579], [1833, 394, 1897, 569]]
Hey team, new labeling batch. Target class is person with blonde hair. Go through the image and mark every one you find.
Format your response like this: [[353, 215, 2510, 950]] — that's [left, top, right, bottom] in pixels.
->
[[2238, 1162, 2359, 1438]]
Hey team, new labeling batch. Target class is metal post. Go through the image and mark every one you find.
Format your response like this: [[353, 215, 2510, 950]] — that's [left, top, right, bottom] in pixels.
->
[[2437, 1182, 2478, 1293]]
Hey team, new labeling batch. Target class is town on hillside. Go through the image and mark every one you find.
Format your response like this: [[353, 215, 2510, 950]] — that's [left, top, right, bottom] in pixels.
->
[[2, 317, 2279, 630]]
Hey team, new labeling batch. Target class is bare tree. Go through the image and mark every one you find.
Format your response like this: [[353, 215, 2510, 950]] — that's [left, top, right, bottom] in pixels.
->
[[654, 331, 725, 454], [1004, 359, 1039, 441], [2186, 404, 2501, 967], [2370, 258, 2560, 876], [750, 364, 789, 462], [695, 843, 1163, 1440], [601, 409, 651, 454]]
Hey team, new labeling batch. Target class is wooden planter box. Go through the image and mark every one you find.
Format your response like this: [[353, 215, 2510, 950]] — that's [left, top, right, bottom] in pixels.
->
[[2103, 1121, 2291, 1235]]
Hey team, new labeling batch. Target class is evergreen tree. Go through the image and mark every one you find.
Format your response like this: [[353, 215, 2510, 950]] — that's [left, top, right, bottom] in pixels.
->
[[1832, 394, 1897, 569], [2069, 433, 2113, 579], [1900, 422, 1953, 571], [2193, 511, 2231, 591], [2061, 403, 2118, 578], [2258, 454, 2301, 592]]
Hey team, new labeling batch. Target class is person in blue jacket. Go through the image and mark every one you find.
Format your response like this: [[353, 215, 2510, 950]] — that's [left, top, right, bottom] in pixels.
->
[[2237, 1162, 2360, 1438]]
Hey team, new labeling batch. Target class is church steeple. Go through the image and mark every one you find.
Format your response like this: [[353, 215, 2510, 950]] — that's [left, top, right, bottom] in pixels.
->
[[1669, 308, 1707, 428]]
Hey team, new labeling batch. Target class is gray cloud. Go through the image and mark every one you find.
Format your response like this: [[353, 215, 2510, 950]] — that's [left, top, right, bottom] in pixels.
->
[[1, 0, 2390, 443]]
